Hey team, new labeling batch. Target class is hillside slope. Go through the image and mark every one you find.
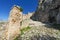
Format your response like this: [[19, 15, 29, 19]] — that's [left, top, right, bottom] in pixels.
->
[[14, 19, 60, 40]]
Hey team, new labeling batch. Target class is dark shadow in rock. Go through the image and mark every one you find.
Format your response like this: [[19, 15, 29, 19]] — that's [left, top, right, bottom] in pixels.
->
[[44, 23, 60, 30], [50, 24, 60, 30], [30, 17, 60, 30]]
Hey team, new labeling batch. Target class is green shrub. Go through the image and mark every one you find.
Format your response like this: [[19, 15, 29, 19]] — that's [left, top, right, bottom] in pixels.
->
[[20, 7, 23, 12], [20, 26, 31, 35], [14, 26, 31, 40]]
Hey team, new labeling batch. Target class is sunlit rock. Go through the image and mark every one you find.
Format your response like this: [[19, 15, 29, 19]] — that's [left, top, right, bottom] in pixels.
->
[[7, 5, 22, 40]]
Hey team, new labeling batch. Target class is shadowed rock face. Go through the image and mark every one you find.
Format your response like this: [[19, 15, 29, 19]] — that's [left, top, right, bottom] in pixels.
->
[[31, 0, 60, 24], [6, 5, 22, 40]]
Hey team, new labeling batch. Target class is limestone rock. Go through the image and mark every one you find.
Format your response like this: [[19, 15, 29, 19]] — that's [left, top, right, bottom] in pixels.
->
[[21, 12, 33, 29], [31, 0, 60, 24], [7, 5, 22, 40]]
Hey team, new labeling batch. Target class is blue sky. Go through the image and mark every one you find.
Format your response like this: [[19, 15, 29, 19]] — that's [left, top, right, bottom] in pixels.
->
[[0, 0, 38, 20]]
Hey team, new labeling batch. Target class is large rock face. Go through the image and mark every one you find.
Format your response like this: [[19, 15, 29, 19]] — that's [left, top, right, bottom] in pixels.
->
[[7, 5, 22, 40], [31, 0, 60, 24]]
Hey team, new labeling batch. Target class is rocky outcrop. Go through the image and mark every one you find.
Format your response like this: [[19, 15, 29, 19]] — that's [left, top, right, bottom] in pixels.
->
[[23, 12, 33, 20], [4, 5, 33, 40], [14, 19, 60, 40], [31, 0, 60, 24], [21, 12, 33, 29], [6, 5, 22, 40]]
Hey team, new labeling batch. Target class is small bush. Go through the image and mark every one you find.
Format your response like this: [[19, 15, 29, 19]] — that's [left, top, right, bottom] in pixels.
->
[[14, 26, 31, 40], [20, 7, 23, 12], [20, 26, 31, 35]]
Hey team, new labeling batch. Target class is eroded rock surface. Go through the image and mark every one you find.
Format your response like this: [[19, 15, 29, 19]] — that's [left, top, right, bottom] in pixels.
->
[[31, 0, 60, 24], [6, 5, 22, 40]]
